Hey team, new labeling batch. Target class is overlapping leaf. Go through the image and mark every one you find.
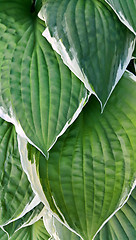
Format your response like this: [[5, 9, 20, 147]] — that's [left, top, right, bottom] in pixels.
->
[[3, 199, 81, 240], [1, 219, 50, 240], [43, 213, 81, 240], [38, 71, 136, 240], [9, 219, 50, 240], [95, 187, 136, 240], [40, 0, 135, 107], [18, 71, 136, 240], [0, 0, 87, 156], [3, 203, 45, 237], [104, 0, 136, 35], [0, 118, 35, 226]]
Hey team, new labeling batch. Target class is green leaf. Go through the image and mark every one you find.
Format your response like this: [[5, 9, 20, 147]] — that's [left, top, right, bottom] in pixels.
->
[[104, 0, 136, 35], [3, 203, 45, 237], [0, 228, 8, 240], [43, 213, 81, 240], [1, 218, 50, 240], [39, 0, 135, 107], [10, 219, 50, 240], [95, 187, 136, 240], [0, 0, 87, 156], [0, 118, 35, 226], [38, 71, 136, 240], [16, 136, 63, 221]]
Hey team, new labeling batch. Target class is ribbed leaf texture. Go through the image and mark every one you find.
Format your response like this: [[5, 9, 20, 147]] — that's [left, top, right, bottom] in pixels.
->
[[19, 71, 136, 240], [10, 219, 50, 240], [95, 187, 136, 240], [0, 0, 87, 156], [0, 118, 34, 226], [104, 0, 136, 35], [38, 71, 136, 240], [40, 0, 135, 107], [3, 203, 45, 237]]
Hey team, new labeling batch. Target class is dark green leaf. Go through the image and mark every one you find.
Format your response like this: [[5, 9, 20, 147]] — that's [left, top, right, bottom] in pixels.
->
[[0, 118, 34, 226], [40, 0, 135, 107], [0, 0, 87, 156]]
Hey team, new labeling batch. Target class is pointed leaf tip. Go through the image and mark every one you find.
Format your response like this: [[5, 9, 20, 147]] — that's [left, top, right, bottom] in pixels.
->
[[40, 0, 135, 107]]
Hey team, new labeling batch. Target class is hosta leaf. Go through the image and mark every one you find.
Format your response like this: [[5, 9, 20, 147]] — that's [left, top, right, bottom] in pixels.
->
[[95, 187, 136, 240], [10, 219, 50, 240], [40, 0, 135, 107], [0, 118, 35, 226], [104, 0, 136, 35], [38, 71, 136, 240], [4, 198, 81, 240], [43, 213, 81, 240], [0, 0, 87, 156], [17, 136, 63, 222], [0, 228, 8, 240], [3, 203, 45, 237]]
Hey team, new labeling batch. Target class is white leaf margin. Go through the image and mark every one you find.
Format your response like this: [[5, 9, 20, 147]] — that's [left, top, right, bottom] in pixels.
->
[[104, 0, 136, 35]]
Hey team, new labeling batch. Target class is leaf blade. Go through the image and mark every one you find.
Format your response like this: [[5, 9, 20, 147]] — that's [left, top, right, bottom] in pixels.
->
[[95, 187, 136, 240], [0, 0, 88, 156], [0, 118, 35, 226], [38, 71, 136, 239], [104, 0, 136, 35], [40, 0, 135, 106]]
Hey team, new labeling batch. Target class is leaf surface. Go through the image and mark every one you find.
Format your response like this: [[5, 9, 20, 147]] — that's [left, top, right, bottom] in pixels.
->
[[3, 203, 45, 237], [38, 71, 136, 240], [40, 0, 135, 106], [10, 219, 50, 240], [104, 0, 136, 35], [0, 118, 35, 226], [0, 228, 8, 240], [0, 0, 87, 156], [43, 213, 81, 240], [95, 187, 136, 240]]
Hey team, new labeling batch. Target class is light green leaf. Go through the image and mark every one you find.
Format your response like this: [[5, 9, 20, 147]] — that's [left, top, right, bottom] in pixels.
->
[[95, 187, 136, 240], [3, 203, 45, 237], [0, 0, 87, 156], [38, 71, 136, 240], [104, 0, 136, 35], [10, 219, 50, 240], [40, 0, 135, 107], [0, 118, 35, 226]]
